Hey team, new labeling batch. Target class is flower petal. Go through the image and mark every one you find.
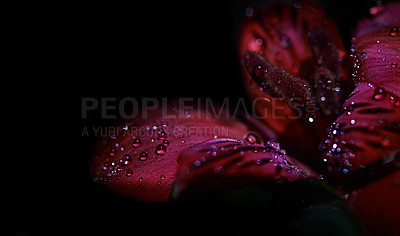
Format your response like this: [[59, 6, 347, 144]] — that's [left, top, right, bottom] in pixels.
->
[[90, 100, 273, 202], [324, 2, 400, 180], [172, 138, 316, 200], [238, 0, 347, 169], [345, 169, 400, 236], [324, 3, 400, 234]]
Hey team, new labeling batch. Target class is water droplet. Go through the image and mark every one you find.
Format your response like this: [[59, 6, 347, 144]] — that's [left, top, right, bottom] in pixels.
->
[[126, 169, 133, 177], [373, 87, 386, 100], [350, 119, 356, 125], [132, 138, 141, 148], [158, 130, 167, 140], [109, 148, 117, 157], [162, 139, 169, 147], [122, 123, 129, 131], [389, 27, 398, 37], [255, 64, 264, 77], [138, 177, 144, 183], [368, 123, 376, 131], [122, 154, 133, 166], [308, 117, 314, 123], [160, 175, 166, 180], [391, 62, 398, 68], [381, 136, 391, 148], [139, 152, 148, 161], [255, 38, 263, 46], [343, 168, 349, 174], [102, 163, 109, 171], [244, 133, 258, 144], [155, 144, 167, 155], [267, 141, 280, 151]]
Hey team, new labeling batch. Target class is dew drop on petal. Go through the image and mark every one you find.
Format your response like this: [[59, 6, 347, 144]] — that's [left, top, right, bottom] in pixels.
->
[[255, 65, 264, 77], [132, 138, 141, 148], [244, 133, 258, 144], [381, 136, 391, 148], [158, 130, 167, 140], [368, 123, 376, 131], [126, 169, 133, 177], [155, 144, 167, 155], [138, 177, 144, 183], [122, 154, 133, 166], [102, 163, 109, 171], [139, 152, 148, 161], [389, 27, 398, 37], [162, 139, 170, 147], [350, 119, 356, 125], [109, 148, 117, 157], [373, 87, 386, 101]]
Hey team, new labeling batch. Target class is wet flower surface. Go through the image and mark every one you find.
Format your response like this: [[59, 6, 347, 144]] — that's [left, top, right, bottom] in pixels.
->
[[89, 1, 400, 235]]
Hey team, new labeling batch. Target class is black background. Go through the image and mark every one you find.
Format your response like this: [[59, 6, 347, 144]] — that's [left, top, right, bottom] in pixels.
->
[[14, 0, 392, 235]]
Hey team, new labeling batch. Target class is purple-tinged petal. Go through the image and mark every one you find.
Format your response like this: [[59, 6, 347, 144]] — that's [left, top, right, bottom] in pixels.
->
[[90, 100, 272, 202], [172, 138, 316, 200]]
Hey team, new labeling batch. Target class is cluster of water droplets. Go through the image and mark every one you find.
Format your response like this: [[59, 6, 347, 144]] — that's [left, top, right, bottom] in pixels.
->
[[368, 83, 400, 107], [350, 23, 400, 83], [322, 122, 356, 174], [96, 120, 172, 184]]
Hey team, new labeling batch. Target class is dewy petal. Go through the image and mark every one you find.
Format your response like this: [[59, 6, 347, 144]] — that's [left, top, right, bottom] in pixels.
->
[[90, 99, 274, 202], [172, 138, 316, 200], [325, 2, 400, 180], [324, 3, 400, 235]]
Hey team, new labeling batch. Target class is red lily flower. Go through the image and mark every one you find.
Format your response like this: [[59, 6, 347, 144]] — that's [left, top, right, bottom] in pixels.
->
[[89, 1, 400, 235]]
